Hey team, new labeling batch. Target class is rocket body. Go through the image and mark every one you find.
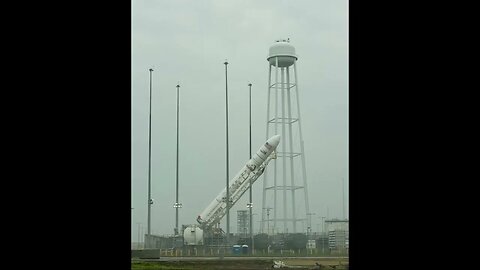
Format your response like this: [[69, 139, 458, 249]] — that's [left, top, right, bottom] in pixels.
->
[[197, 135, 280, 229], [247, 135, 281, 171]]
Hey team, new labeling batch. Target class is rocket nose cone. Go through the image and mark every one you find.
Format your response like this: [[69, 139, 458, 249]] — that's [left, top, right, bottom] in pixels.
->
[[267, 135, 281, 149]]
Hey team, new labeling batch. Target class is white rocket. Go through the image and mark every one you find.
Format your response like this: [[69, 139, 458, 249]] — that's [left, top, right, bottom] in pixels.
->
[[196, 135, 280, 230]]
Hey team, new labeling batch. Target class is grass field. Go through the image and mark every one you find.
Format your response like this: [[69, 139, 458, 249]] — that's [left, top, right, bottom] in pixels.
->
[[131, 257, 349, 270]]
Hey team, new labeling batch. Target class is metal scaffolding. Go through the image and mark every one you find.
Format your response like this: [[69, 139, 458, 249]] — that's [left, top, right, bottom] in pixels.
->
[[261, 39, 310, 235]]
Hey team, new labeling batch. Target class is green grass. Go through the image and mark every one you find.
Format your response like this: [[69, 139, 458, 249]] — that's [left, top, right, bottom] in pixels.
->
[[131, 261, 189, 270], [131, 260, 273, 270], [131, 258, 348, 270]]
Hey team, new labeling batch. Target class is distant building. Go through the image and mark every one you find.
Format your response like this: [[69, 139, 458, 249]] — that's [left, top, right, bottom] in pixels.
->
[[325, 219, 349, 252], [237, 210, 250, 236]]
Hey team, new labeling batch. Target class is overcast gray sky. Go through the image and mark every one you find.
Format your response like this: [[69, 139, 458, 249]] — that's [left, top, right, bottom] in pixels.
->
[[132, 0, 348, 241]]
